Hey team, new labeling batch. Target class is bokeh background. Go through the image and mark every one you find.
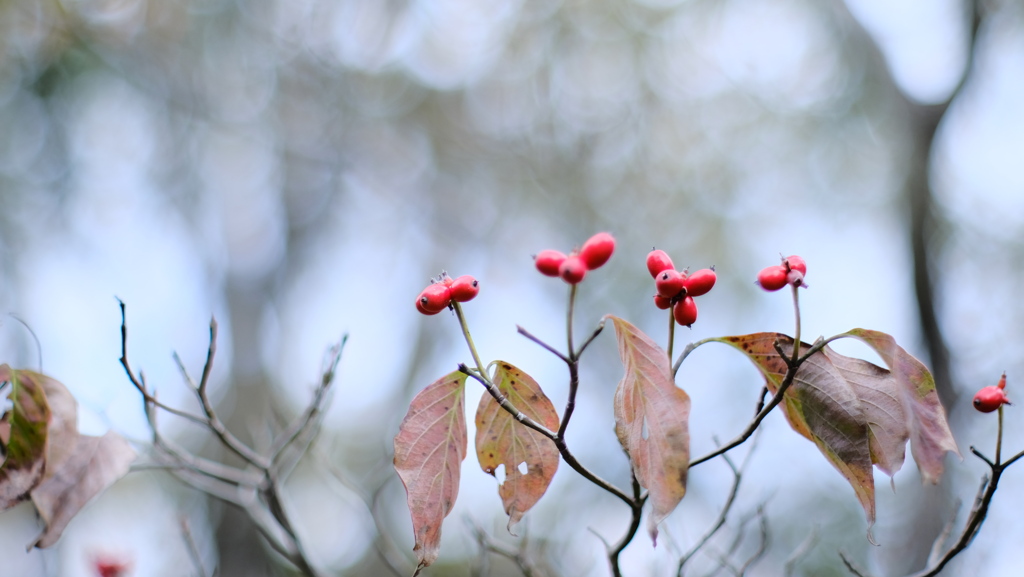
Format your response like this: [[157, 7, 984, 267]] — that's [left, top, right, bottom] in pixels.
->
[[0, 0, 1022, 575]]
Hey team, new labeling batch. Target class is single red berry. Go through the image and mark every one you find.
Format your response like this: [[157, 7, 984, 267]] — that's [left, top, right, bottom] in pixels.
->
[[785, 255, 807, 275], [684, 268, 716, 297], [787, 269, 805, 287], [535, 250, 567, 277], [757, 265, 788, 291], [579, 232, 615, 270], [559, 256, 587, 284], [653, 295, 671, 310], [656, 269, 686, 299], [646, 249, 674, 279], [997, 372, 1007, 390], [449, 275, 479, 302], [973, 385, 1011, 413], [94, 556, 132, 577], [673, 296, 698, 327], [416, 283, 451, 315]]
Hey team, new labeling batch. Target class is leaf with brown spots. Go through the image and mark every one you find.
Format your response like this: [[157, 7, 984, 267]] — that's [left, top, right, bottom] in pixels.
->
[[394, 370, 468, 569], [715, 333, 876, 536], [607, 316, 690, 544], [714, 331, 959, 541], [0, 365, 52, 510], [475, 361, 559, 534]]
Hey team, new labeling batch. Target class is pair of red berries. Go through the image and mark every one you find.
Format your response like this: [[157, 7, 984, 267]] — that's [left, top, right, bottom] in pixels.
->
[[757, 255, 807, 291], [534, 232, 616, 285], [415, 272, 479, 315], [646, 249, 716, 327], [973, 373, 1012, 413]]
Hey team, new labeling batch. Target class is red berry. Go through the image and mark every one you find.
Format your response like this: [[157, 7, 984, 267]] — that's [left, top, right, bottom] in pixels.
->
[[535, 250, 567, 277], [785, 255, 807, 275], [656, 269, 686, 299], [646, 249, 674, 279], [416, 283, 451, 315], [579, 232, 615, 270], [787, 269, 805, 287], [997, 372, 1007, 390], [684, 268, 716, 297], [559, 256, 587, 284], [973, 385, 1011, 413], [673, 296, 698, 327], [449, 275, 479, 302], [757, 265, 788, 291], [653, 295, 671, 310]]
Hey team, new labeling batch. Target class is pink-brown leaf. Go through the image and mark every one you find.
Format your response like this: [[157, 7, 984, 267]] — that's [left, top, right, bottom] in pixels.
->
[[715, 334, 876, 534], [394, 371, 468, 568], [839, 329, 960, 483], [607, 316, 690, 543], [31, 431, 136, 548], [475, 362, 559, 534]]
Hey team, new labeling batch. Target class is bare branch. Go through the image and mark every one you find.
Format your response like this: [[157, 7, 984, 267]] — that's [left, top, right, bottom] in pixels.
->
[[783, 526, 819, 577]]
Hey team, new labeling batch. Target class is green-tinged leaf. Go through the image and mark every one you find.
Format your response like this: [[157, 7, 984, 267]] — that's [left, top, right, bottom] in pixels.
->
[[475, 361, 559, 534], [715, 334, 876, 535], [31, 431, 137, 548], [838, 329, 960, 483], [0, 366, 51, 510], [607, 316, 690, 544], [394, 371, 468, 568]]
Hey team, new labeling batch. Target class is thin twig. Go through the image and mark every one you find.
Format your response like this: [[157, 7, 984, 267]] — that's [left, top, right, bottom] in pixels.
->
[[467, 518, 544, 577], [180, 516, 211, 577], [678, 441, 755, 575], [516, 325, 570, 364], [783, 526, 819, 577]]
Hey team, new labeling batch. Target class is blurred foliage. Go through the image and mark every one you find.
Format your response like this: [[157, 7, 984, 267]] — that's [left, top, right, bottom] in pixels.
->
[[1, 0, 1023, 575]]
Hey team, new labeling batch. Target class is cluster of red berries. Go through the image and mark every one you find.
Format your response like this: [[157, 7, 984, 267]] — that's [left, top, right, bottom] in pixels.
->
[[534, 232, 616, 285], [645, 249, 716, 327], [974, 373, 1012, 413], [415, 272, 479, 315], [757, 255, 807, 291]]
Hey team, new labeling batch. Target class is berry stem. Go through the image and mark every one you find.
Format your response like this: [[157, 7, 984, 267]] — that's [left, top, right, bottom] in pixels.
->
[[667, 307, 676, 362], [567, 284, 578, 361], [790, 283, 802, 365], [452, 302, 487, 378], [996, 405, 1004, 465]]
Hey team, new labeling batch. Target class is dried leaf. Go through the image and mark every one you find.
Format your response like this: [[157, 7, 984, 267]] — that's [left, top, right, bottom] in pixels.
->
[[838, 329, 960, 482], [715, 334, 875, 534], [37, 373, 80, 482], [31, 431, 137, 548], [607, 316, 690, 543], [715, 330, 959, 540], [475, 361, 559, 534], [0, 366, 51, 510], [394, 371, 468, 568]]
